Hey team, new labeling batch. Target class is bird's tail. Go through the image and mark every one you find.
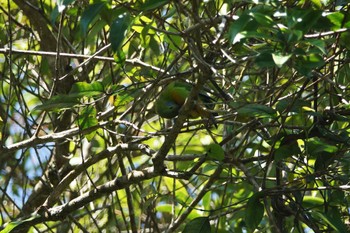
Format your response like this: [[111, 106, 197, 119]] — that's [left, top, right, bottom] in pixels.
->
[[195, 105, 218, 128]]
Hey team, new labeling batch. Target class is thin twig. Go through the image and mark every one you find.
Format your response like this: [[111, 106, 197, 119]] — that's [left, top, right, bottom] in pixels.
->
[[0, 48, 167, 74]]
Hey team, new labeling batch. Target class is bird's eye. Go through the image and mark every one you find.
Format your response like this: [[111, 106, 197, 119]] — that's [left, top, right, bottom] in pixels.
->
[[166, 102, 175, 110]]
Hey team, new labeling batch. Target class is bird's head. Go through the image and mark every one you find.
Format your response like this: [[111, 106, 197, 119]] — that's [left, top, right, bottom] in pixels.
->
[[156, 100, 181, 119]]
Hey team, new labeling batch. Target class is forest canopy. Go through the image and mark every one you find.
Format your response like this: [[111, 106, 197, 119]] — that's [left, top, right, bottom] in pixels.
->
[[1, 0, 350, 232]]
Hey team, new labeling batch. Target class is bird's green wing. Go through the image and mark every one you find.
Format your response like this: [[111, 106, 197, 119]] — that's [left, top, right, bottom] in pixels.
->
[[155, 81, 217, 121], [155, 83, 182, 118]]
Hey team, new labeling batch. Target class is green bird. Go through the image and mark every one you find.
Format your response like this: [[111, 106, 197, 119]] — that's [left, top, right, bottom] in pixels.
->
[[155, 81, 217, 122]]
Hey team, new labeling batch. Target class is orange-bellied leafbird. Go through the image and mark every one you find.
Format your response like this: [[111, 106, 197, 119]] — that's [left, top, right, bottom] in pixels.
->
[[155, 82, 217, 122]]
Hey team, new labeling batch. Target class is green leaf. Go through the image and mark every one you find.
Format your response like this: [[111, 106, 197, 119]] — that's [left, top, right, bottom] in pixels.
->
[[241, 31, 274, 41], [110, 12, 132, 52], [69, 81, 104, 98], [202, 192, 212, 210], [228, 14, 253, 44], [300, 10, 323, 32], [113, 50, 126, 64], [302, 196, 324, 208], [337, 64, 350, 87], [149, 36, 160, 55], [315, 126, 349, 144], [50, 6, 60, 24], [289, 9, 322, 33], [78, 106, 98, 140], [206, 143, 224, 161], [272, 53, 292, 68], [308, 39, 326, 54], [311, 211, 348, 232], [275, 141, 301, 162], [114, 93, 134, 107], [155, 204, 172, 213], [249, 12, 274, 27], [78, 106, 97, 128], [283, 29, 303, 44], [237, 104, 277, 119], [80, 2, 107, 36], [33, 95, 80, 112], [162, 177, 189, 203], [183, 217, 211, 233], [245, 193, 264, 230], [139, 0, 170, 11], [277, 26, 303, 44], [0, 222, 20, 233], [326, 12, 344, 30], [314, 152, 334, 172], [276, 98, 310, 113], [305, 137, 338, 156], [310, 0, 322, 8], [164, 27, 183, 50], [0, 215, 40, 233], [255, 52, 275, 68], [295, 54, 325, 76], [329, 190, 345, 205]]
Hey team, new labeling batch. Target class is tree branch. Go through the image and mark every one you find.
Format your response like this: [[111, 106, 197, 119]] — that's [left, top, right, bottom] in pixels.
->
[[0, 48, 167, 74]]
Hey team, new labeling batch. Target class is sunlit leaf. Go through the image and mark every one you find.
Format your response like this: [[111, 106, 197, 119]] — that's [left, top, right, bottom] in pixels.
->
[[326, 12, 344, 30], [163, 177, 189, 203], [202, 163, 217, 175], [310, 0, 322, 8], [202, 192, 212, 210], [272, 53, 292, 68], [1, 215, 40, 233], [155, 204, 173, 213], [114, 93, 134, 107], [69, 81, 104, 98], [0, 222, 20, 233], [164, 27, 182, 50], [302, 196, 324, 208]]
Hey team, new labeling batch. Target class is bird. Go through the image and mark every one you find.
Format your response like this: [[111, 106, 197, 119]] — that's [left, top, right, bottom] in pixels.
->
[[155, 81, 217, 124]]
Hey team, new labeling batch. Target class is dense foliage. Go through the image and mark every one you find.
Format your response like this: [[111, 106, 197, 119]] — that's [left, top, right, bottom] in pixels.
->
[[1, 0, 350, 232]]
